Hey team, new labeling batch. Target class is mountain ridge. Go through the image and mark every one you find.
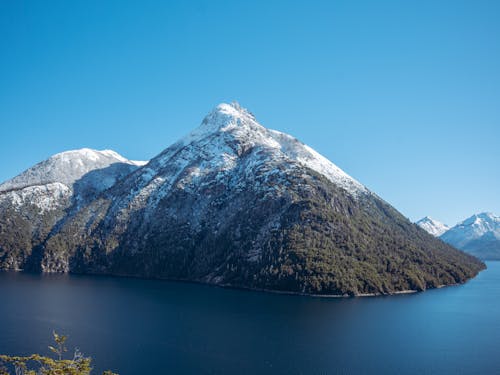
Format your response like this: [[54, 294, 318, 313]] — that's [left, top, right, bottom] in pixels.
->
[[0, 103, 485, 295], [0, 148, 146, 193], [0, 148, 146, 270]]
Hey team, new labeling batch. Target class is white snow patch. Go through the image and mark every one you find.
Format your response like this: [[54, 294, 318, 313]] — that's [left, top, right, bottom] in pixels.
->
[[0, 182, 71, 213]]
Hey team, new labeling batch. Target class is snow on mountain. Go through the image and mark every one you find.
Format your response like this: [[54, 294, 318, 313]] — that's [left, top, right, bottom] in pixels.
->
[[440, 212, 500, 253], [416, 213, 500, 259], [0, 148, 145, 192], [0, 102, 486, 295], [416, 216, 450, 237], [0, 148, 146, 212], [130, 102, 366, 206], [186, 102, 367, 195], [100, 102, 370, 230]]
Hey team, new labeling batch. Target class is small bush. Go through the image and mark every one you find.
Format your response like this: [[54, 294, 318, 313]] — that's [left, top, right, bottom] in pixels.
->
[[0, 332, 118, 375]]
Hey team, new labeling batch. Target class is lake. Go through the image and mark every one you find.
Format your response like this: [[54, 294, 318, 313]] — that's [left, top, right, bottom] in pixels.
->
[[1, 262, 499, 374]]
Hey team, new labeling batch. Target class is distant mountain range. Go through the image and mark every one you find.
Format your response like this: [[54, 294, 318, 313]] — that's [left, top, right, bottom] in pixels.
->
[[0, 103, 484, 296], [417, 213, 500, 260]]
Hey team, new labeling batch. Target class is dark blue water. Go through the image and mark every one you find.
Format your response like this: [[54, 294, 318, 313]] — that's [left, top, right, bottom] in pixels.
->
[[1, 263, 499, 375]]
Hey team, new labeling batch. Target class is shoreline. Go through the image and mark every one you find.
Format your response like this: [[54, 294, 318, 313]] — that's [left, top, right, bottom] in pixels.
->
[[0, 266, 489, 298]]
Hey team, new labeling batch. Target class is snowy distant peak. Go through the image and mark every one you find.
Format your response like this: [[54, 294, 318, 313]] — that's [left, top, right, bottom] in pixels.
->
[[456, 212, 500, 234], [441, 212, 500, 245], [416, 216, 450, 236], [0, 148, 145, 192], [440, 212, 500, 258], [461, 212, 499, 227], [168, 102, 367, 196]]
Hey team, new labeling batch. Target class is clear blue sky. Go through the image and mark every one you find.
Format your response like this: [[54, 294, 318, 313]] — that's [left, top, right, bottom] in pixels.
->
[[1, 0, 499, 225]]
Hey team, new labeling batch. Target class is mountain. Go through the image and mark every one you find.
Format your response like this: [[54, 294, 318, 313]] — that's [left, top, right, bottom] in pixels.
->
[[440, 213, 500, 260], [416, 217, 450, 236], [0, 103, 484, 296], [0, 148, 145, 270]]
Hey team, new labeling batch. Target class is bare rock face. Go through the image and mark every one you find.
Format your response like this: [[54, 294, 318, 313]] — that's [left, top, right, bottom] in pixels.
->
[[0, 103, 485, 296]]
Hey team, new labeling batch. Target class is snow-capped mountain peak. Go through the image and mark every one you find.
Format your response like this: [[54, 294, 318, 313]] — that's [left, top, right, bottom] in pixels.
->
[[451, 212, 500, 238], [440, 212, 500, 259], [0, 148, 146, 192], [0, 148, 148, 214], [205, 101, 258, 129], [182, 102, 274, 147], [153, 102, 367, 196], [416, 216, 450, 236], [461, 212, 499, 230]]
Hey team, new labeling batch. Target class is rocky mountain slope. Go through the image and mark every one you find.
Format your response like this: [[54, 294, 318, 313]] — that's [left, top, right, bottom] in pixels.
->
[[0, 149, 145, 270], [0, 103, 485, 295], [416, 217, 450, 237], [440, 213, 500, 260]]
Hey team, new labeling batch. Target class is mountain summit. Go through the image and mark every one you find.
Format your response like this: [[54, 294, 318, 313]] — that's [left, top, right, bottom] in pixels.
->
[[0, 148, 145, 193], [441, 212, 500, 260], [416, 216, 450, 237], [0, 148, 146, 270], [159, 102, 366, 196], [0, 103, 484, 295]]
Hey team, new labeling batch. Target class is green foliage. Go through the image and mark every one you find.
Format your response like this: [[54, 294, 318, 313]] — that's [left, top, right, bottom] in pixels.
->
[[246, 170, 486, 296], [48, 331, 68, 360], [0, 158, 486, 297], [86, 166, 485, 297], [0, 332, 118, 375]]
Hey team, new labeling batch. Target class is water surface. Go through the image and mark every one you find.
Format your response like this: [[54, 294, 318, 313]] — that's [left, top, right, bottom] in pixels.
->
[[1, 263, 499, 374]]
